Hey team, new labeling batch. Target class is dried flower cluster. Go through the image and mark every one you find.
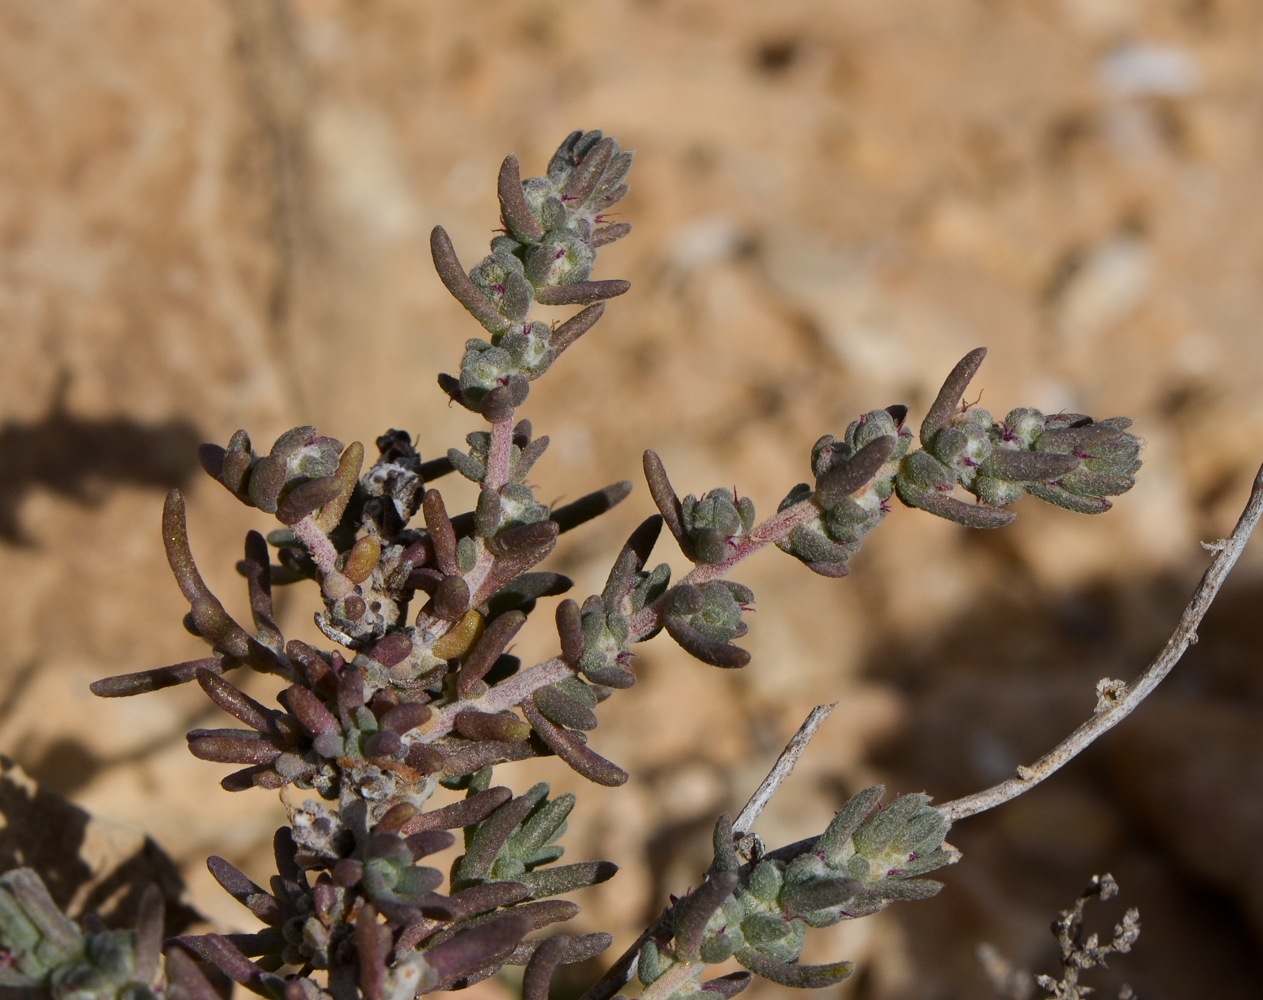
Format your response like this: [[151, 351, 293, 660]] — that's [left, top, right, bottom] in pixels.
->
[[979, 874, 1140, 1000], [1, 130, 1169, 1000]]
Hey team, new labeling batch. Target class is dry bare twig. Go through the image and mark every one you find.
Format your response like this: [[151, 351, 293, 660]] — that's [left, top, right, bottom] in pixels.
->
[[939, 460, 1263, 823]]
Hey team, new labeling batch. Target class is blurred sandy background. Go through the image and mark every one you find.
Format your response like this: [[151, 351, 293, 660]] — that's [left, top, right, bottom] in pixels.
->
[[2, 1, 1263, 998]]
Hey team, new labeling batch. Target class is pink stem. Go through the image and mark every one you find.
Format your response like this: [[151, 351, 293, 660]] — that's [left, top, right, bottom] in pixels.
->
[[628, 498, 820, 638], [484, 416, 515, 491], [418, 656, 573, 742], [291, 515, 353, 599]]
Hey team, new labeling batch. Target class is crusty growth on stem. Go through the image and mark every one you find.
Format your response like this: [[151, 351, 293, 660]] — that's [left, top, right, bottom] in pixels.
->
[[0, 128, 1244, 1000]]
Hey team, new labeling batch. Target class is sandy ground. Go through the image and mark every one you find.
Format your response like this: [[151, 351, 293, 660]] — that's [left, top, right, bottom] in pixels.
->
[[2, 2, 1263, 998]]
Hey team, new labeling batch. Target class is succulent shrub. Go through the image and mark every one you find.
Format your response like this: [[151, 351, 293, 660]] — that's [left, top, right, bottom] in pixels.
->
[[0, 130, 1152, 1000]]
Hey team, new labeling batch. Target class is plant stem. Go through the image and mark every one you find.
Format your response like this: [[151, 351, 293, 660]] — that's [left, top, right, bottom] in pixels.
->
[[418, 656, 573, 742], [938, 459, 1263, 823], [292, 515, 354, 599], [684, 498, 820, 587], [484, 415, 515, 491], [628, 498, 820, 639]]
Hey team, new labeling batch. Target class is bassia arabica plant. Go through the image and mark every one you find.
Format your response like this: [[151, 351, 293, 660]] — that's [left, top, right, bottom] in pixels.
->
[[2, 128, 1260, 1000]]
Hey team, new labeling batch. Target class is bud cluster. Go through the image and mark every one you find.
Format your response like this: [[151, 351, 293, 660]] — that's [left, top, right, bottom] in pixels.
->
[[895, 348, 1142, 527], [635, 786, 953, 997], [776, 406, 911, 576], [680, 489, 756, 565], [767, 350, 1143, 579], [433, 131, 634, 420]]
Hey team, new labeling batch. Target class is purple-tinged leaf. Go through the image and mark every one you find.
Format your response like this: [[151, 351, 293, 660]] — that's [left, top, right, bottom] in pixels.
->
[[458, 610, 527, 698], [285, 640, 335, 696], [535, 280, 630, 306], [713, 813, 739, 873], [477, 384, 517, 423], [170, 934, 270, 996], [405, 830, 455, 860], [535, 685, 598, 731], [523, 697, 628, 787], [550, 302, 605, 354], [381, 702, 432, 734], [550, 480, 633, 534], [91, 656, 227, 697], [507, 932, 612, 968], [356, 904, 389, 1000], [563, 136, 615, 203], [423, 489, 459, 575], [457, 795, 536, 882], [163, 946, 223, 1000], [420, 913, 532, 991], [675, 872, 738, 962], [198, 443, 226, 480], [430, 226, 511, 334], [405, 743, 447, 775], [1025, 483, 1113, 514], [197, 669, 273, 732], [433, 575, 471, 621], [920, 347, 987, 448], [734, 949, 854, 989], [898, 486, 1017, 529], [402, 786, 513, 833], [364, 730, 402, 760], [804, 560, 850, 578], [556, 599, 584, 665], [282, 684, 340, 736], [665, 618, 750, 669], [369, 632, 413, 668], [134, 884, 164, 984], [591, 223, 632, 247], [473, 537, 559, 605], [701, 972, 752, 999], [449, 881, 530, 917], [814, 436, 896, 507], [523, 935, 571, 1000], [408, 566, 445, 593], [273, 827, 301, 883], [241, 531, 279, 643], [276, 476, 344, 526], [498, 154, 545, 243], [220, 765, 270, 792], [207, 857, 286, 926], [642, 452, 690, 556], [189, 735, 281, 766], [163, 490, 252, 658], [337, 669, 365, 722], [488, 520, 559, 558], [224, 928, 286, 959]]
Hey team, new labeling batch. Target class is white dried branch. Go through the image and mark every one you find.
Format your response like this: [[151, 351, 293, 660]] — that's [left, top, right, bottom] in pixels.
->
[[939, 460, 1263, 824], [733, 703, 835, 834]]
